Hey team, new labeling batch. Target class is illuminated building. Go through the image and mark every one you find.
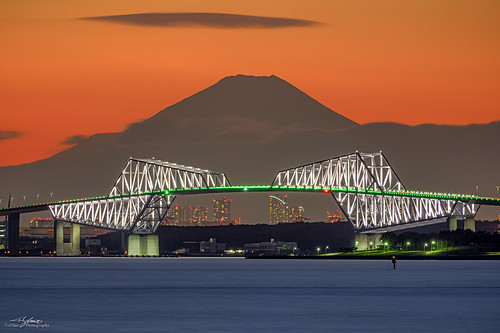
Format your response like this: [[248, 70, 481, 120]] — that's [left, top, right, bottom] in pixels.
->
[[326, 210, 344, 223], [288, 206, 304, 223], [193, 206, 210, 225], [23, 217, 113, 238], [269, 194, 288, 224], [164, 204, 210, 225], [165, 204, 180, 224], [270, 195, 305, 224], [0, 217, 6, 249], [213, 197, 231, 225]]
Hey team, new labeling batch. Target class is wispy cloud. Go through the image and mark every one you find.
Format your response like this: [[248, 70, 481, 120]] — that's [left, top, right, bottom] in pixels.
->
[[0, 130, 21, 141], [62, 135, 88, 145], [81, 12, 321, 29]]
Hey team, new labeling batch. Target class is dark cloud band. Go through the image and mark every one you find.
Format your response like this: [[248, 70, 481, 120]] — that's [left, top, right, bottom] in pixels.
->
[[0, 131, 21, 141], [62, 135, 88, 145], [81, 12, 320, 29]]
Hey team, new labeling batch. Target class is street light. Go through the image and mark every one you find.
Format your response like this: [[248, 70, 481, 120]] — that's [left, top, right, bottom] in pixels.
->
[[406, 241, 411, 251], [431, 240, 436, 251], [424, 243, 428, 251], [316, 247, 321, 254]]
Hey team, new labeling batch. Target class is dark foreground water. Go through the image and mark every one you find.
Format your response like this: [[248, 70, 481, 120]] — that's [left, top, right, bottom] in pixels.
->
[[1, 258, 499, 332]]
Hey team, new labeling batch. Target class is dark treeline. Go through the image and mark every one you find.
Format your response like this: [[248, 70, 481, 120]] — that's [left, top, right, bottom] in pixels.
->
[[380, 229, 500, 252]]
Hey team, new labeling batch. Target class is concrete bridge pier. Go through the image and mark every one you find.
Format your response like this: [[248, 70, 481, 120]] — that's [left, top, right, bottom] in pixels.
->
[[355, 233, 381, 250], [448, 217, 475, 232], [7, 213, 20, 256], [448, 217, 457, 231], [128, 234, 159, 256], [464, 218, 475, 231], [55, 221, 80, 256]]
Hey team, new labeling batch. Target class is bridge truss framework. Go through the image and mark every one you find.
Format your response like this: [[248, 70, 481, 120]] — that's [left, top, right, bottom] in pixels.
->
[[2, 152, 494, 234], [272, 152, 477, 229], [50, 158, 230, 234]]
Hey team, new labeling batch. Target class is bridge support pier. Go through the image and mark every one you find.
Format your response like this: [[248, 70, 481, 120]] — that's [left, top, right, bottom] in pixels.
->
[[128, 234, 159, 256], [355, 233, 381, 251], [464, 218, 475, 232], [448, 217, 457, 231], [7, 213, 20, 256], [55, 222, 80, 256]]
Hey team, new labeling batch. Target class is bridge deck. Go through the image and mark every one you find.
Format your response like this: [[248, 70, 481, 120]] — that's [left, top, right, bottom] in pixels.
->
[[1, 185, 499, 216]]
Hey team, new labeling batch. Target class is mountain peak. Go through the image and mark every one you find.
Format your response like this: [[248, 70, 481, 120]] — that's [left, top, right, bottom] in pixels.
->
[[219, 74, 280, 80], [123, 74, 357, 144], [214, 74, 286, 86]]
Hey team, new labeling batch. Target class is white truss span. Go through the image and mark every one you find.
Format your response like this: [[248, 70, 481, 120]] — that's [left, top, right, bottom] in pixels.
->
[[110, 158, 230, 196], [273, 152, 404, 192], [49, 194, 171, 234], [272, 152, 477, 229], [49, 152, 480, 233], [50, 158, 231, 234]]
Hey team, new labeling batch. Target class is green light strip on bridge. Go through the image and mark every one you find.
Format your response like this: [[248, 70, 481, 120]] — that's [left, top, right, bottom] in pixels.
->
[[1, 185, 500, 212]]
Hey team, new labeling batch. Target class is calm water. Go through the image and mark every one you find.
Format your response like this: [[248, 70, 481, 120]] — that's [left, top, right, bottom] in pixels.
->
[[1, 257, 499, 332]]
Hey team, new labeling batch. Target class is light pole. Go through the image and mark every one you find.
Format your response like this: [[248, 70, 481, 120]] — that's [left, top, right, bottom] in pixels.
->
[[325, 246, 329, 254], [424, 243, 428, 251], [406, 241, 411, 251], [431, 240, 436, 251]]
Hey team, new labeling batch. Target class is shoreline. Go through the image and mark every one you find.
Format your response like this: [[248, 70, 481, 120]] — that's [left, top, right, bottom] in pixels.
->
[[246, 254, 500, 260]]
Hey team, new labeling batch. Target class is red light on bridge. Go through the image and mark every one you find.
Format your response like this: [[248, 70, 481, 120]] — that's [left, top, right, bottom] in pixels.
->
[[323, 189, 330, 193]]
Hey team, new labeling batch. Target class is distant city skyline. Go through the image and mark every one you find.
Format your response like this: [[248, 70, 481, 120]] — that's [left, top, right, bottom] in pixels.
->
[[158, 194, 341, 225]]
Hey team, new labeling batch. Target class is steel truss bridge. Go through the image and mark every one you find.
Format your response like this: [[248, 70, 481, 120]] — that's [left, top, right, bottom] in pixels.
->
[[1, 152, 499, 234]]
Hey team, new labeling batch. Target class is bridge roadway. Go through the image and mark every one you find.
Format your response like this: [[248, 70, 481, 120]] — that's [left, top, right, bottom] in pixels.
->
[[2, 184, 500, 256], [2, 184, 500, 217]]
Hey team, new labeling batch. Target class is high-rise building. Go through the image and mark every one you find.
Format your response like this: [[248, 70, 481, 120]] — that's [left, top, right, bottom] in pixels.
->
[[193, 206, 210, 225], [270, 195, 305, 224], [213, 197, 231, 224], [269, 194, 288, 224], [288, 206, 305, 223], [326, 210, 344, 223], [0, 216, 7, 250], [164, 205, 190, 225], [165, 204, 179, 225]]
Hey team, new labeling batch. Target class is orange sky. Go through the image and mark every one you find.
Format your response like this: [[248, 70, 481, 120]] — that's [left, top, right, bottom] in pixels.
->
[[1, 0, 499, 166]]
